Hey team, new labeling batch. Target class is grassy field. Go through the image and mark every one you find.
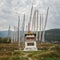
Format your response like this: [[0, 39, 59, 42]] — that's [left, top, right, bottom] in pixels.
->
[[0, 43, 60, 60]]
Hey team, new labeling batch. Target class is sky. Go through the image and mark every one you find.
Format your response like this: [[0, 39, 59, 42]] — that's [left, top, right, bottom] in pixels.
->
[[0, 0, 60, 31]]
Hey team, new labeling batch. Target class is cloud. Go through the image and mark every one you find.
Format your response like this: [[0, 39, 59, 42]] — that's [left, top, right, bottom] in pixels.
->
[[0, 19, 7, 25], [0, 19, 8, 31], [0, 0, 60, 31]]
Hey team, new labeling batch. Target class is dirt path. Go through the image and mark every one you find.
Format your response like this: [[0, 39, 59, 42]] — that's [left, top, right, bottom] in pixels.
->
[[23, 53, 32, 60], [28, 57, 32, 60]]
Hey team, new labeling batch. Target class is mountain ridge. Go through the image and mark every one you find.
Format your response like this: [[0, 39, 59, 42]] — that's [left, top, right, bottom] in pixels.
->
[[0, 29, 60, 42]]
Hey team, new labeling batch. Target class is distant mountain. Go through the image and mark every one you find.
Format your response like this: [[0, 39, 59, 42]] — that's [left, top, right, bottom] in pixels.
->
[[0, 29, 60, 42], [0, 31, 8, 37], [0, 31, 25, 38], [45, 29, 60, 42]]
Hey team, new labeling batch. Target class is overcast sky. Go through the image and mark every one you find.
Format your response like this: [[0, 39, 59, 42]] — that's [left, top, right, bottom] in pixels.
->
[[0, 0, 60, 31]]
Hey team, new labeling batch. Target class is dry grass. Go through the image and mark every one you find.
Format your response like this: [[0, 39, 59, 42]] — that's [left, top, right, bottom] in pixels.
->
[[0, 43, 60, 60]]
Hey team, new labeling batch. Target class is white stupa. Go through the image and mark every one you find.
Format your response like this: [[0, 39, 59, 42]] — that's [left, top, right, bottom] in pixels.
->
[[24, 32, 37, 51]]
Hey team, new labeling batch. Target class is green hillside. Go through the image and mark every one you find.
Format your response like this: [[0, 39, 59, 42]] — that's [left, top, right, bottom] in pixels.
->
[[45, 29, 60, 42], [0, 29, 60, 43]]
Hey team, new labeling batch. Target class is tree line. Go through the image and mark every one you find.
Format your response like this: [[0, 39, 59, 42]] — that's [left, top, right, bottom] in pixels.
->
[[0, 37, 11, 43]]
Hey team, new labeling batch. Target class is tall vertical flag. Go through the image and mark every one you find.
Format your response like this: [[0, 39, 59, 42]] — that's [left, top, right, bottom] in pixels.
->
[[28, 22, 30, 33], [8, 25, 11, 42], [22, 14, 25, 42], [32, 9, 36, 31], [29, 5, 33, 31], [36, 10, 39, 41], [18, 16, 20, 49], [26, 25, 28, 32], [42, 7, 49, 43], [22, 14, 25, 31], [14, 26, 15, 43], [44, 7, 49, 30], [37, 10, 38, 31], [39, 14, 42, 41]]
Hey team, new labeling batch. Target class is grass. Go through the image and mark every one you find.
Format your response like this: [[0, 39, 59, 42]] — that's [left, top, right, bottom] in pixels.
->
[[0, 43, 60, 60], [0, 56, 28, 60]]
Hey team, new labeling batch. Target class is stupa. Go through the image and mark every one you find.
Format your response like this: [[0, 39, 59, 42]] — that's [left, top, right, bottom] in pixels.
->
[[24, 32, 37, 51]]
